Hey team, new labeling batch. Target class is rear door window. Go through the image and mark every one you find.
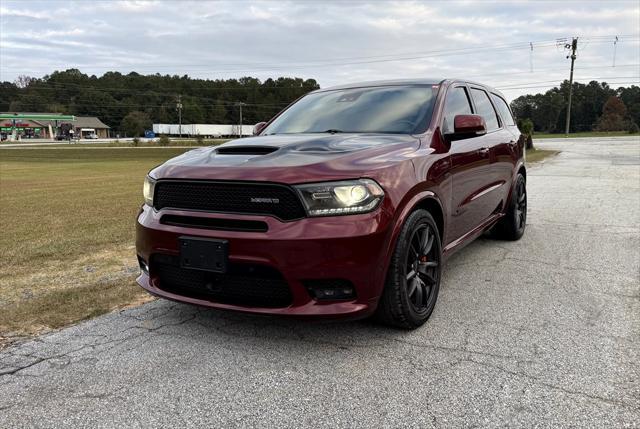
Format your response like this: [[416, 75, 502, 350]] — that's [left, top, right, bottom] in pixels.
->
[[442, 86, 472, 134], [470, 88, 499, 131], [491, 93, 516, 126]]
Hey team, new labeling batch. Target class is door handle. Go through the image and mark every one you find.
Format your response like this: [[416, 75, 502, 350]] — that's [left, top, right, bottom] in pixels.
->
[[479, 147, 490, 156]]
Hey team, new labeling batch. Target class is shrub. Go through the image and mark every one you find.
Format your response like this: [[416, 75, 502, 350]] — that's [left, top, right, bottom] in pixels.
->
[[628, 122, 639, 134], [158, 135, 171, 146], [517, 118, 535, 149]]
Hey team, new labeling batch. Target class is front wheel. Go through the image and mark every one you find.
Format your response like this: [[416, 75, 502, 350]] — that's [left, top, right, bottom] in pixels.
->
[[493, 173, 527, 240], [376, 210, 442, 329]]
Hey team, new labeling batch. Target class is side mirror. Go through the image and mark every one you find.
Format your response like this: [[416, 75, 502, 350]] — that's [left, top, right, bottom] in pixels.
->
[[253, 122, 268, 136], [446, 114, 487, 141]]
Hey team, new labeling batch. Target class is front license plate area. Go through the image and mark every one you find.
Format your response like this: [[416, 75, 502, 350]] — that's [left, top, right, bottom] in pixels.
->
[[179, 236, 228, 273]]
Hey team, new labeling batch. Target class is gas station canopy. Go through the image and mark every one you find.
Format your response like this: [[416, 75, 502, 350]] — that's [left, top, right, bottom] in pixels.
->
[[0, 114, 75, 121]]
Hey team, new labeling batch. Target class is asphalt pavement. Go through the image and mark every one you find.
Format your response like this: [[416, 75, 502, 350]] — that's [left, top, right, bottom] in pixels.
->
[[1, 136, 639, 428]]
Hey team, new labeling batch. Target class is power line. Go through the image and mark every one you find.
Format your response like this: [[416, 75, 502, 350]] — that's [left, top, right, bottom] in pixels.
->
[[497, 81, 640, 91], [2, 35, 637, 74]]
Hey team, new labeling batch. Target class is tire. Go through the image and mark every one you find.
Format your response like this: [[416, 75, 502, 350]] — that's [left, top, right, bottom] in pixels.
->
[[376, 209, 442, 329], [493, 173, 527, 241]]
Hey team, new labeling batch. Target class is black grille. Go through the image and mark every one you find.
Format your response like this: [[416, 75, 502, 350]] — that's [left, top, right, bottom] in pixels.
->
[[154, 181, 306, 221], [151, 254, 293, 308], [160, 215, 268, 232]]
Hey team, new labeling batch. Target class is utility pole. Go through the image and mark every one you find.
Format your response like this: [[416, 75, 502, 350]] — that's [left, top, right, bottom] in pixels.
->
[[564, 37, 578, 136], [176, 96, 183, 138], [236, 102, 246, 138]]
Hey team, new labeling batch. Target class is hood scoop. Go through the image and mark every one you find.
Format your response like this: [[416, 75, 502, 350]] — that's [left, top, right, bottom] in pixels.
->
[[216, 146, 278, 155]]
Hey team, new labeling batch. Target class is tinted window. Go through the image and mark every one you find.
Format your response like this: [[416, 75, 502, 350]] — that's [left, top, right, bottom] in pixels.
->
[[263, 85, 438, 135], [442, 86, 472, 134], [470, 88, 499, 131], [491, 93, 515, 126]]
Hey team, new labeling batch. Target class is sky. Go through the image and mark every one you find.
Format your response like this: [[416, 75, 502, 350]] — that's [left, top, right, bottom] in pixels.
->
[[0, 0, 638, 98]]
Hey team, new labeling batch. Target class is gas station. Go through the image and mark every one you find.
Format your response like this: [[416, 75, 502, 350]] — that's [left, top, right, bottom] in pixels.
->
[[0, 113, 76, 141]]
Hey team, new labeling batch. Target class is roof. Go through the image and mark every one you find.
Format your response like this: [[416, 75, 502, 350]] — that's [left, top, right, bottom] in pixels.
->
[[0, 113, 110, 128], [315, 78, 503, 96], [318, 78, 447, 92], [73, 117, 110, 129]]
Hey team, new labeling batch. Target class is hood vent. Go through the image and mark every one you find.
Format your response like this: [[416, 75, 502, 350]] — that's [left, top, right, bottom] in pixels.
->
[[216, 146, 278, 155]]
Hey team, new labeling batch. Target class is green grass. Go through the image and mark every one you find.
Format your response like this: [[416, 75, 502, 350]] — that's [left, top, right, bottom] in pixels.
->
[[0, 147, 194, 336], [526, 148, 558, 163], [533, 131, 639, 139], [0, 148, 196, 265], [0, 138, 229, 148]]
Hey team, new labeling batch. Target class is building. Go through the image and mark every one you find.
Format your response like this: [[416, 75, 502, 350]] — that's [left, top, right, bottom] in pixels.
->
[[72, 116, 110, 138], [153, 123, 255, 138], [0, 112, 110, 139]]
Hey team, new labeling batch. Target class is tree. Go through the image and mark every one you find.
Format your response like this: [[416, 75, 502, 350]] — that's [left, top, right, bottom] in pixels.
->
[[618, 86, 640, 129], [208, 100, 227, 123], [121, 111, 151, 137], [517, 118, 534, 149], [595, 96, 629, 131]]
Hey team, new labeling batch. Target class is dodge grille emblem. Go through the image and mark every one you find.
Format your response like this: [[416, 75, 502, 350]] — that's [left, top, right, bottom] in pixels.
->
[[250, 197, 280, 204]]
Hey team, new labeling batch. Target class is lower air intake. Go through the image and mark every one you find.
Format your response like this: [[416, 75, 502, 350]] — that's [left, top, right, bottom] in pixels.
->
[[151, 254, 293, 308]]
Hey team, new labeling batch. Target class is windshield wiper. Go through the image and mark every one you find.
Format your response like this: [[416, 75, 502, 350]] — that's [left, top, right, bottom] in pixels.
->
[[322, 129, 343, 134]]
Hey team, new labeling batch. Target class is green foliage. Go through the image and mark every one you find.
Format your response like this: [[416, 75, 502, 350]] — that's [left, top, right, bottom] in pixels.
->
[[3, 69, 320, 135], [511, 81, 640, 134], [517, 118, 534, 136], [158, 134, 171, 146], [121, 111, 151, 137], [628, 122, 639, 134]]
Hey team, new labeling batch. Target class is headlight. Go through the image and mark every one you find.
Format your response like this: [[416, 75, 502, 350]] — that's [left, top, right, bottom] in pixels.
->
[[295, 179, 384, 216], [143, 176, 156, 206]]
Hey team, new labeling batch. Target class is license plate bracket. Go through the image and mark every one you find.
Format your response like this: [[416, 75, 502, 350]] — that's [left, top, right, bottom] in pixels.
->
[[179, 236, 228, 273]]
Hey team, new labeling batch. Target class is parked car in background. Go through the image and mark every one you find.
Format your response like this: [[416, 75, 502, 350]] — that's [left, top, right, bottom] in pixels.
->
[[136, 79, 526, 329]]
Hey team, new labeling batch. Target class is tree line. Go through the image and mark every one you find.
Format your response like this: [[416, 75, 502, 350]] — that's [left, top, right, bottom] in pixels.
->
[[1, 69, 638, 136], [0, 69, 320, 136], [510, 80, 639, 134]]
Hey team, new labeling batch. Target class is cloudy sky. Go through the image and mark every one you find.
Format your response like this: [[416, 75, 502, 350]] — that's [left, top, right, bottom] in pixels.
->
[[1, 0, 638, 97]]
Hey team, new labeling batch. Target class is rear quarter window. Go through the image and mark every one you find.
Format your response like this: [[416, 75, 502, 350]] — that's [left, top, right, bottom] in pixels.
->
[[470, 88, 499, 131], [491, 93, 516, 126]]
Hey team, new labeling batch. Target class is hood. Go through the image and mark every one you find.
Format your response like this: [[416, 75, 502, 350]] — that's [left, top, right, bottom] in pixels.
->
[[151, 133, 421, 183]]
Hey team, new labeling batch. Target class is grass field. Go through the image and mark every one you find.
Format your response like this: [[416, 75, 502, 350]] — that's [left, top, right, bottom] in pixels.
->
[[0, 146, 556, 341], [533, 131, 639, 139], [0, 148, 194, 340], [0, 138, 229, 148]]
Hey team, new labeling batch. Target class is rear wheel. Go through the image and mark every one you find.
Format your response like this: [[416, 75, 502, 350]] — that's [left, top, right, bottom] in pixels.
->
[[376, 210, 441, 329], [493, 173, 526, 240]]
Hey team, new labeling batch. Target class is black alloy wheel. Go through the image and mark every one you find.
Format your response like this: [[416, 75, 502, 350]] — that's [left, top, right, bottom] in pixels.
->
[[376, 209, 442, 329], [493, 172, 527, 241], [405, 223, 440, 312]]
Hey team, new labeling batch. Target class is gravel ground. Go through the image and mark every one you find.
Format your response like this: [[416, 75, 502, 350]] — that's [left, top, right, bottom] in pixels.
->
[[1, 136, 638, 428]]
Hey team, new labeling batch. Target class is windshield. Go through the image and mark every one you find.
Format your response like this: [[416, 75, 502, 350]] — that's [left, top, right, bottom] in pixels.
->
[[263, 85, 438, 135]]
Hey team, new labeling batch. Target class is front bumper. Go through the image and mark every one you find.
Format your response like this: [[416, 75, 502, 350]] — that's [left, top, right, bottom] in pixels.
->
[[135, 204, 394, 319]]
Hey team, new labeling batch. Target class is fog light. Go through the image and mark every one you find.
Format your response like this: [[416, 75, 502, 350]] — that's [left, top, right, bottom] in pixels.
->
[[303, 279, 356, 300], [137, 256, 149, 274]]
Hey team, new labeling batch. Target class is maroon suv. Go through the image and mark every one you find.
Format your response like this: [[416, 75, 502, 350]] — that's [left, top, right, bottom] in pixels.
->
[[136, 79, 526, 329]]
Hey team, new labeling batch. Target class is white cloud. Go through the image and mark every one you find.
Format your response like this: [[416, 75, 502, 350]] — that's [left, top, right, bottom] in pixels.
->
[[0, 0, 638, 98]]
